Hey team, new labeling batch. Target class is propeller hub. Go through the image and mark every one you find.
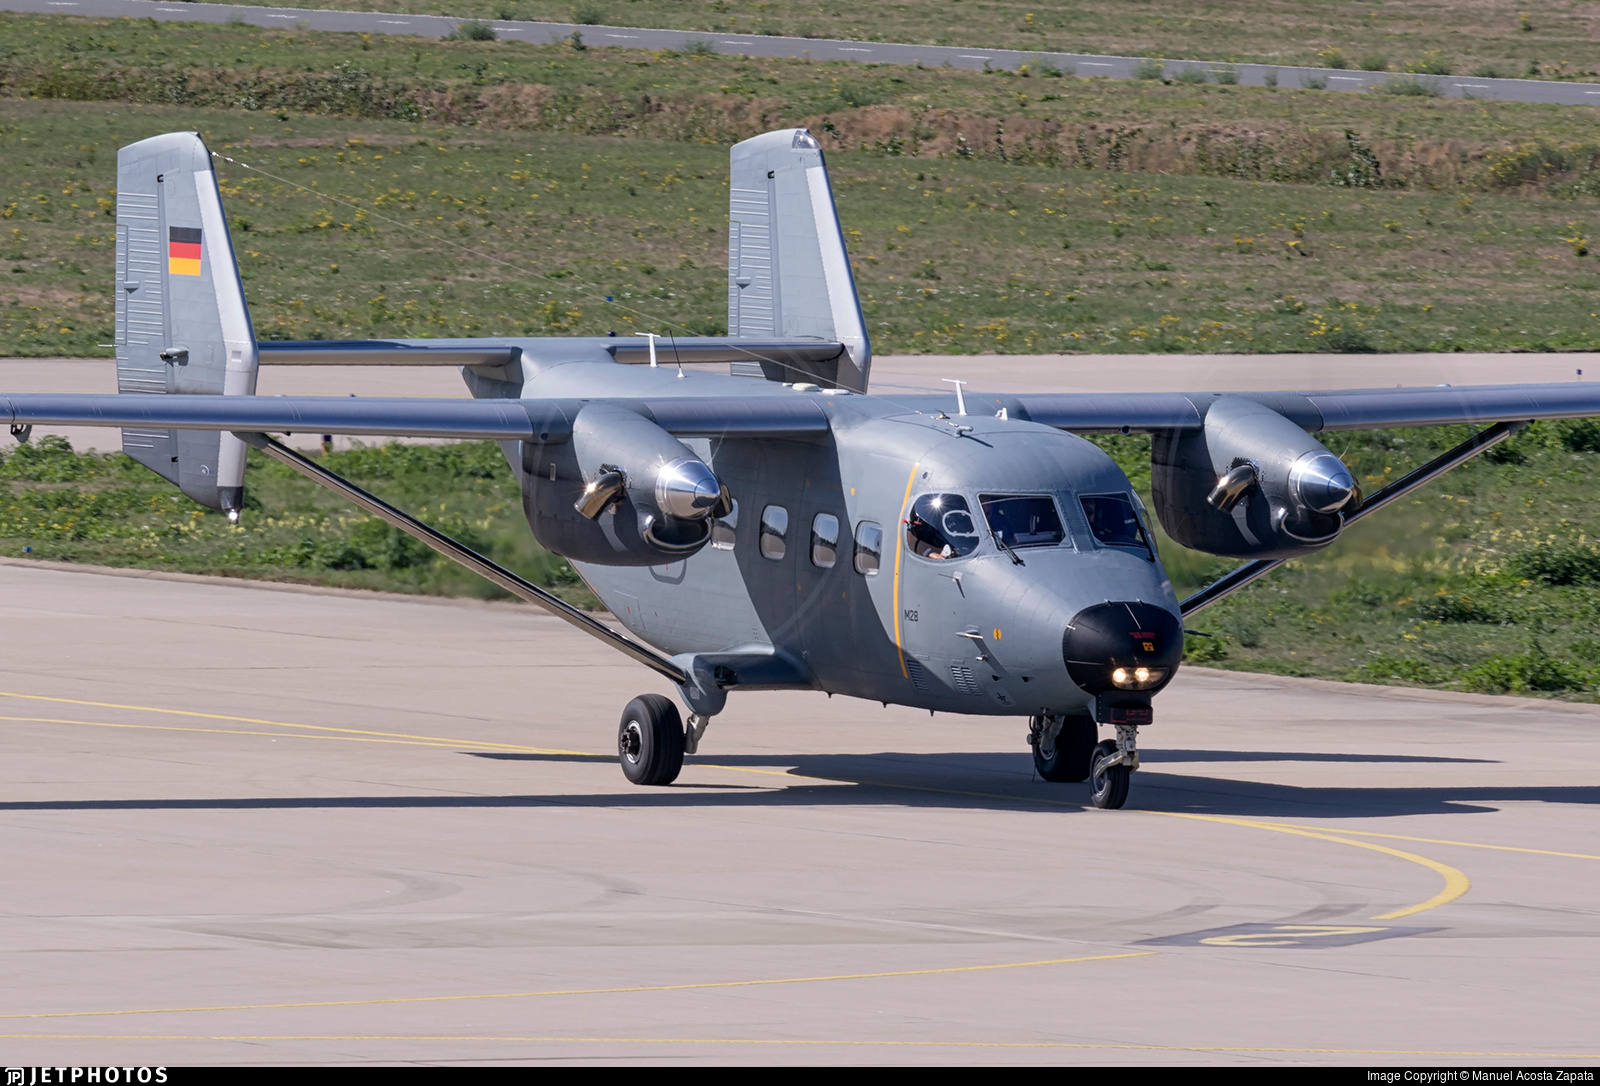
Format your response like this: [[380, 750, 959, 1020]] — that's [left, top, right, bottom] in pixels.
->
[[656, 457, 722, 520], [1291, 452, 1358, 513]]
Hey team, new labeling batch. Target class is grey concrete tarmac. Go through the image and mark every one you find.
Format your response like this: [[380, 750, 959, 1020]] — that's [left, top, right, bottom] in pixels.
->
[[6, 351, 1597, 451], [1, 563, 1597, 1065]]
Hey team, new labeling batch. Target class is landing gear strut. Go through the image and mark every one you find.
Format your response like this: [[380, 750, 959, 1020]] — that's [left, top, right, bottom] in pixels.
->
[[617, 694, 685, 786], [1089, 724, 1139, 810]]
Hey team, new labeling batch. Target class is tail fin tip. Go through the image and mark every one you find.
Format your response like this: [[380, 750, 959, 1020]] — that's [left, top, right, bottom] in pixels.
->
[[728, 127, 870, 393]]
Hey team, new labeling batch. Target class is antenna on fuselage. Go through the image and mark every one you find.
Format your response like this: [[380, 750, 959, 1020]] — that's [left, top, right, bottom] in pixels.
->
[[635, 332, 661, 369], [941, 378, 968, 416]]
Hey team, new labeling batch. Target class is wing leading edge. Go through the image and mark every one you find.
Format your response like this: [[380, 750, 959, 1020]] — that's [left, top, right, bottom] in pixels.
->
[[8, 382, 1600, 443], [992, 381, 1600, 434], [0, 394, 831, 442]]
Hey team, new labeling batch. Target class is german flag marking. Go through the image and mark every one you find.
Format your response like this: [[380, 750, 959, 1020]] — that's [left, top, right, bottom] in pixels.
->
[[167, 225, 202, 277]]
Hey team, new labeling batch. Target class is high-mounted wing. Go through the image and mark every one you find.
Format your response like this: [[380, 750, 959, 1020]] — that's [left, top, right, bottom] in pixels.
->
[[0, 394, 830, 442], [960, 384, 1600, 434]]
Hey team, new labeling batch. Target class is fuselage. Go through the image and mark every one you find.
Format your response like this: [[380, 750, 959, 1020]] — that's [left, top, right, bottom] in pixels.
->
[[497, 353, 1183, 718]]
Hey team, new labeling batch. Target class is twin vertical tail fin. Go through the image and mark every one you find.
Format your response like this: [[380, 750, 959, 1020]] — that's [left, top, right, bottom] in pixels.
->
[[115, 132, 257, 513], [727, 128, 871, 393]]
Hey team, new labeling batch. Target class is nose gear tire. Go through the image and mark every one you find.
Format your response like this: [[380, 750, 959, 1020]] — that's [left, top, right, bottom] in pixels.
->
[[1089, 738, 1131, 809], [618, 693, 685, 786], [1031, 714, 1097, 783]]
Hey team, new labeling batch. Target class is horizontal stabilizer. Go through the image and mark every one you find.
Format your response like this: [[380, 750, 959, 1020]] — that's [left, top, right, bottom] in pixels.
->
[[258, 341, 518, 367]]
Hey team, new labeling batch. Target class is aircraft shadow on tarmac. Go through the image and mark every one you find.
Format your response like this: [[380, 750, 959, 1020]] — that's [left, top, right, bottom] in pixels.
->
[[470, 749, 1496, 766], [4, 751, 1593, 819]]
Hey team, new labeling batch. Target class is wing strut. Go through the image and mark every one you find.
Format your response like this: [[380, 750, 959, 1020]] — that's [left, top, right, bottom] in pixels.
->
[[1180, 420, 1529, 618], [241, 434, 690, 684]]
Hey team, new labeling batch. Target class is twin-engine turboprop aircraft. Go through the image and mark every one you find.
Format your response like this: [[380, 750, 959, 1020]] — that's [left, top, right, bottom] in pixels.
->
[[6, 128, 1600, 808]]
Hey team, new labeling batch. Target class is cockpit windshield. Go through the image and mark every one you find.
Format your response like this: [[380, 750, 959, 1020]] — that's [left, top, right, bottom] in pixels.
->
[[979, 495, 1066, 549], [1080, 493, 1155, 558], [906, 493, 981, 560]]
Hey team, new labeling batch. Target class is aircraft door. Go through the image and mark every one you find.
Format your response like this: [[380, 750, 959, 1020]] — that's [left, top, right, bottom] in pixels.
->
[[794, 463, 856, 682], [791, 447, 921, 700], [895, 491, 985, 701], [719, 440, 805, 649]]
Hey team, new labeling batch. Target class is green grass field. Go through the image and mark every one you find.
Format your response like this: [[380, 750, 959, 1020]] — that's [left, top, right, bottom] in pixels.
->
[[170, 0, 1600, 82], [9, 16, 1600, 358], [10, 94, 1600, 355], [0, 436, 595, 604]]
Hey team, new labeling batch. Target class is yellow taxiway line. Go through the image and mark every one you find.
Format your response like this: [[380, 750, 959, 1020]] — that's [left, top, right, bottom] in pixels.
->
[[0, 691, 592, 757], [0, 689, 1483, 919], [1144, 812, 1472, 920], [17, 687, 1600, 926]]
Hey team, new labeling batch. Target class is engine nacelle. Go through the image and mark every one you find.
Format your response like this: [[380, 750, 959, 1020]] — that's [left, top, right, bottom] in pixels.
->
[[1151, 396, 1358, 560], [520, 403, 725, 566]]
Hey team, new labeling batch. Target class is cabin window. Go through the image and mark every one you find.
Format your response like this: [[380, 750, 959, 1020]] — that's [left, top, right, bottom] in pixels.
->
[[853, 520, 883, 575], [710, 499, 738, 550], [759, 504, 788, 560], [979, 494, 1066, 549], [905, 493, 981, 560], [1080, 493, 1155, 558], [811, 513, 840, 569]]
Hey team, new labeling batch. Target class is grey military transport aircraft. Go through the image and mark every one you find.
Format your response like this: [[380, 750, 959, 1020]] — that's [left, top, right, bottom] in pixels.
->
[[6, 129, 1600, 808]]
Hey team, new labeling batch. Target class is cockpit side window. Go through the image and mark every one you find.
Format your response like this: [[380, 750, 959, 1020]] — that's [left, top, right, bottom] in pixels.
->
[[979, 494, 1066, 549], [1079, 493, 1155, 559], [905, 493, 981, 561]]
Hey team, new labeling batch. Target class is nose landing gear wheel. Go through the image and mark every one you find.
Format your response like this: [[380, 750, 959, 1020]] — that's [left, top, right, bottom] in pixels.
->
[[1089, 738, 1130, 809], [617, 693, 685, 786]]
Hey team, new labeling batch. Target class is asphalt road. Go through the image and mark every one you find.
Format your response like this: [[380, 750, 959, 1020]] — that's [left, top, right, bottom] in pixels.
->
[[8, 0, 1600, 105], [0, 561, 1596, 1064]]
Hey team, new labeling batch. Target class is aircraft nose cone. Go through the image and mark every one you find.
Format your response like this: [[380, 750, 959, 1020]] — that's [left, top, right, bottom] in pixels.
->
[[1062, 601, 1183, 695], [656, 456, 722, 519], [1293, 452, 1359, 513]]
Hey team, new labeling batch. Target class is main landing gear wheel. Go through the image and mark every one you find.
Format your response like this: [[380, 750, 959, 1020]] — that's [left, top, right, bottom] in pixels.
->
[[1089, 738, 1131, 810], [1030, 714, 1097, 783], [617, 694, 684, 786]]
